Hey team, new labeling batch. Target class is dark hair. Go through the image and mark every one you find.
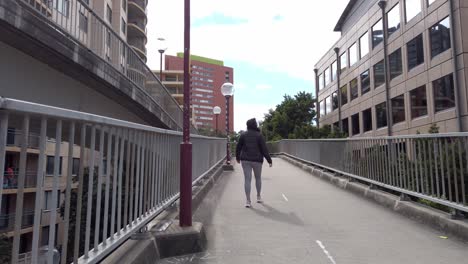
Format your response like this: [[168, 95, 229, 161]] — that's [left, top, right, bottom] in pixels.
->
[[246, 118, 260, 132]]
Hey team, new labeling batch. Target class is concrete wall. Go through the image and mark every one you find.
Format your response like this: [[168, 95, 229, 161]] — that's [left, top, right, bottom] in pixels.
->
[[0, 41, 146, 125]]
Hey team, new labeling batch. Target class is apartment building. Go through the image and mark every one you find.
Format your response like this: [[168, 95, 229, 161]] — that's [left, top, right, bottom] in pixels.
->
[[315, 0, 468, 137], [161, 54, 235, 132], [1, 0, 149, 257]]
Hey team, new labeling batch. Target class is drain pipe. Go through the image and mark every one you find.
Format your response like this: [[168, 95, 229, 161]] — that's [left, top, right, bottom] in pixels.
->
[[334, 47, 343, 132], [448, 0, 463, 132], [314, 68, 320, 128], [379, 0, 393, 136]]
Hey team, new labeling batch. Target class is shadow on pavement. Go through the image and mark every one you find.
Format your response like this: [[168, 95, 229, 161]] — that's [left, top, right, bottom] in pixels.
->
[[251, 203, 304, 226]]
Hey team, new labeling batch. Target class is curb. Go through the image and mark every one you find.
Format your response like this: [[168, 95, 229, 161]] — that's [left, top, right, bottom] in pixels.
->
[[279, 155, 468, 242], [102, 160, 227, 263]]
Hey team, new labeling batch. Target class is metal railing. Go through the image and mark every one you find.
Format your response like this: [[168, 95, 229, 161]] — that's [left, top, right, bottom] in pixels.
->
[[0, 210, 35, 232], [3, 171, 38, 189], [7, 129, 40, 149], [0, 98, 225, 264], [269, 134, 468, 214], [13, 0, 184, 130]]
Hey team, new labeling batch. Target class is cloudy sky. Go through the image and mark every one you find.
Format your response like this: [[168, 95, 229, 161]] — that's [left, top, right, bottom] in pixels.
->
[[146, 0, 349, 131]]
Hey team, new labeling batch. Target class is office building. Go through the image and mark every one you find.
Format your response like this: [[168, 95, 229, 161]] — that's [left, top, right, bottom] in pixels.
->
[[315, 0, 468, 136]]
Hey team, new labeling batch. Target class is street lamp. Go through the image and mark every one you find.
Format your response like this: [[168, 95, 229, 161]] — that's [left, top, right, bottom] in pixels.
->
[[213, 106, 221, 135], [221, 83, 234, 169], [157, 37, 167, 81], [179, 0, 191, 227]]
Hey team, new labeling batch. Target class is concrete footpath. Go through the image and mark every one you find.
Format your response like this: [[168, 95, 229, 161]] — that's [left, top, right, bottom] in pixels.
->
[[158, 158, 468, 264]]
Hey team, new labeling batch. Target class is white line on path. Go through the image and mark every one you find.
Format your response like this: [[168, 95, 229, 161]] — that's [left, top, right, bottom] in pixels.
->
[[282, 193, 289, 202], [316, 240, 337, 264]]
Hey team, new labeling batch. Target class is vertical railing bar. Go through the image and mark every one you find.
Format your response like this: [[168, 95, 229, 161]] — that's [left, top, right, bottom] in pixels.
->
[[422, 139, 429, 194], [12, 115, 30, 264], [151, 134, 156, 210], [111, 129, 121, 238], [94, 126, 105, 250], [61, 121, 75, 264], [463, 138, 468, 205], [134, 131, 142, 221], [157, 134, 162, 206], [31, 117, 46, 264], [428, 138, 435, 197], [139, 133, 146, 218], [445, 138, 453, 202], [439, 138, 447, 199], [129, 130, 136, 226], [84, 125, 96, 258], [117, 129, 125, 233], [0, 113, 8, 224], [47, 119, 62, 263], [456, 139, 464, 204], [452, 139, 459, 203], [73, 124, 87, 263], [396, 139, 402, 188], [415, 140, 421, 193], [102, 127, 113, 243], [434, 138, 441, 198], [124, 129, 131, 228]]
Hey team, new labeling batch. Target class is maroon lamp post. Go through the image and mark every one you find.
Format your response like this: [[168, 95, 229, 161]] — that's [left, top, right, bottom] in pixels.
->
[[221, 83, 234, 169], [180, 0, 192, 227], [157, 37, 167, 81]]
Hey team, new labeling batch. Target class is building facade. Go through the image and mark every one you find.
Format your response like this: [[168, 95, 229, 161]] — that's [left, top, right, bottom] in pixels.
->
[[162, 54, 235, 132], [1, 0, 149, 258], [315, 0, 468, 137]]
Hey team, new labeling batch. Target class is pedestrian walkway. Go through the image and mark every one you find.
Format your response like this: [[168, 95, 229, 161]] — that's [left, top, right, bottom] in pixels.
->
[[158, 158, 468, 264]]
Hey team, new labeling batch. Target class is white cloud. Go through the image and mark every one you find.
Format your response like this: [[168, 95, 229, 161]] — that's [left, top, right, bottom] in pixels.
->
[[255, 84, 272, 91], [234, 103, 273, 132], [146, 0, 348, 81]]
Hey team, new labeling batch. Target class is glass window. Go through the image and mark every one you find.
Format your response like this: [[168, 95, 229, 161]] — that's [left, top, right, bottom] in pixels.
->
[[360, 32, 369, 58], [326, 96, 332, 114], [72, 158, 80, 176], [342, 117, 349, 136], [361, 70, 370, 95], [376, 102, 388, 128], [340, 52, 347, 72], [121, 18, 126, 34], [106, 4, 112, 24], [373, 60, 385, 88], [44, 191, 60, 210], [392, 94, 406, 124], [341, 85, 348, 105], [350, 78, 358, 101], [387, 4, 401, 36], [427, 0, 436, 5], [389, 48, 402, 80], [331, 61, 337, 81], [363, 108, 372, 132], [79, 11, 88, 33], [405, 0, 421, 22], [318, 73, 324, 90], [433, 74, 455, 112], [332, 92, 339, 110], [320, 100, 326, 116], [410, 85, 428, 118], [46, 156, 63, 175], [349, 43, 358, 66], [325, 67, 331, 86], [372, 19, 384, 48], [430, 17, 451, 58], [352, 113, 360, 135], [55, 0, 69, 16], [407, 34, 424, 70]]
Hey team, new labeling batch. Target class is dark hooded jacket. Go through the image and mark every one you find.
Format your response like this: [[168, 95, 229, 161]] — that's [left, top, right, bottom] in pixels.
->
[[236, 119, 272, 164]]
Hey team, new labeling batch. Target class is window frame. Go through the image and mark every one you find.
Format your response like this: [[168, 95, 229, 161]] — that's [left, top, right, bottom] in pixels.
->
[[405, 0, 421, 23], [350, 78, 358, 101], [407, 34, 424, 70], [391, 94, 406, 124], [372, 19, 384, 48], [362, 108, 373, 132], [430, 17, 451, 58], [389, 48, 403, 80], [410, 85, 428, 119], [360, 69, 370, 95], [376, 102, 388, 129], [433, 74, 455, 113], [387, 3, 401, 37], [373, 60, 385, 88], [359, 32, 369, 58], [351, 113, 360, 136]]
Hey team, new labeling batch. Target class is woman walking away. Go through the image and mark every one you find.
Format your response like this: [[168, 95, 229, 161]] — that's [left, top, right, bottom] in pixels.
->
[[236, 118, 272, 208]]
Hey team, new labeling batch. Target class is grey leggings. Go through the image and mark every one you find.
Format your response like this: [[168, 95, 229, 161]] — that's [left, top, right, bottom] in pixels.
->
[[241, 161, 263, 201]]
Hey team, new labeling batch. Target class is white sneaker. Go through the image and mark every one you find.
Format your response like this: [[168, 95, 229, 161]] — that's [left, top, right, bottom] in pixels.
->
[[257, 196, 263, 203], [245, 201, 251, 208]]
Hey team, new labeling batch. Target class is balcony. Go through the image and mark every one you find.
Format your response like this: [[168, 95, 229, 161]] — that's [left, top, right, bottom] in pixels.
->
[[7, 129, 40, 149], [0, 210, 35, 233], [128, 0, 147, 18], [3, 171, 38, 190], [128, 20, 147, 40], [127, 37, 147, 61]]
